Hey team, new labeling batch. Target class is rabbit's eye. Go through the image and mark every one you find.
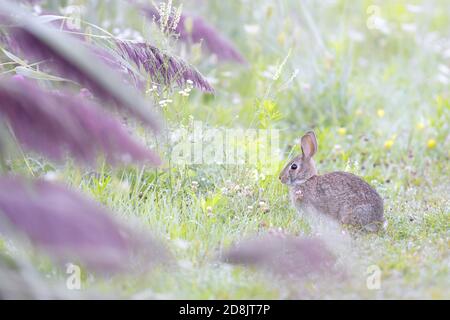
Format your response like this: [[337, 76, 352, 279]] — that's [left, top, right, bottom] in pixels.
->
[[290, 163, 298, 170]]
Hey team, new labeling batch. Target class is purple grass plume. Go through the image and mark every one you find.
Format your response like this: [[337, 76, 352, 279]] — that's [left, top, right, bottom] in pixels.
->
[[223, 234, 336, 278], [89, 45, 145, 90], [141, 4, 246, 64], [0, 76, 161, 166], [46, 17, 145, 89], [0, 22, 160, 129], [115, 40, 214, 93], [0, 175, 167, 272]]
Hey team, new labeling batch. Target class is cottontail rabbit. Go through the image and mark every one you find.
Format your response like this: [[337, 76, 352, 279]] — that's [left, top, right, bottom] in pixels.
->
[[279, 131, 385, 232]]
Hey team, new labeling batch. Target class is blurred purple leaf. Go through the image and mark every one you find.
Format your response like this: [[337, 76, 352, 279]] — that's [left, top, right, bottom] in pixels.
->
[[223, 234, 336, 278], [0, 76, 161, 166], [0, 1, 162, 130], [0, 176, 167, 272], [141, 4, 246, 64], [115, 40, 214, 93]]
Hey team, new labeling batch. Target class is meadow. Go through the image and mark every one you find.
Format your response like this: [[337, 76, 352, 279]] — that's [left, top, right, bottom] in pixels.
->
[[0, 0, 449, 299]]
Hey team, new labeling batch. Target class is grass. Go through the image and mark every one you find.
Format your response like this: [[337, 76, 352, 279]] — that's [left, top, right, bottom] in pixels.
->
[[1, 0, 449, 299]]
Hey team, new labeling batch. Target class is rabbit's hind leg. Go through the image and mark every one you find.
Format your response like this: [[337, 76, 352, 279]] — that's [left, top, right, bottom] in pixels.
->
[[340, 204, 383, 232], [338, 205, 354, 225]]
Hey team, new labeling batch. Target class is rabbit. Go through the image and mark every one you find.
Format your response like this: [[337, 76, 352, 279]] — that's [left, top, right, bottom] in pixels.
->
[[279, 131, 385, 232]]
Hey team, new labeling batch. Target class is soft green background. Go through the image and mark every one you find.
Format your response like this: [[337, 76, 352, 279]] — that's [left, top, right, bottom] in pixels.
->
[[2, 0, 449, 299]]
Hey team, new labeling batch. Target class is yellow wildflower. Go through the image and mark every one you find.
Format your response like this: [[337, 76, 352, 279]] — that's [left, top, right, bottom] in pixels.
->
[[427, 139, 436, 149], [384, 139, 394, 149], [338, 127, 347, 136], [277, 32, 286, 46]]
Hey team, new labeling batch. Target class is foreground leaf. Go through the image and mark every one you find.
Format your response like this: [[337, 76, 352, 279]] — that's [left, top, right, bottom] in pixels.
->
[[0, 176, 167, 272], [0, 76, 160, 166], [223, 234, 336, 278]]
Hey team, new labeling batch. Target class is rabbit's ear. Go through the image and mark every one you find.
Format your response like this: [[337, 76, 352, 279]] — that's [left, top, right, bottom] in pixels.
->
[[301, 131, 318, 159]]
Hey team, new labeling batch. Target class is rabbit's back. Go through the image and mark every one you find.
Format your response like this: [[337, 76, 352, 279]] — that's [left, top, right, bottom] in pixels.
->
[[296, 171, 384, 229]]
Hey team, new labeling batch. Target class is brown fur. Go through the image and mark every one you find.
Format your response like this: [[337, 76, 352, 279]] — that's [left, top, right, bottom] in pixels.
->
[[279, 131, 385, 232]]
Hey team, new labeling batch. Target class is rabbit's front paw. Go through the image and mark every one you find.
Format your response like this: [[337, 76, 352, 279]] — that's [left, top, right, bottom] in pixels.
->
[[294, 189, 304, 201]]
